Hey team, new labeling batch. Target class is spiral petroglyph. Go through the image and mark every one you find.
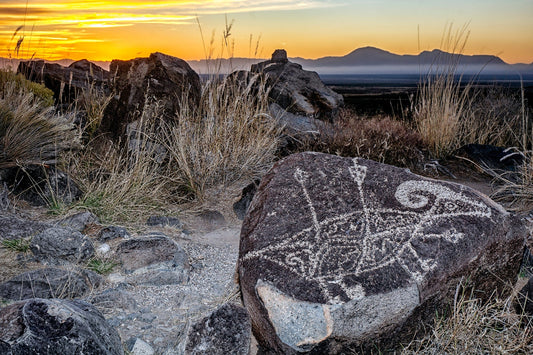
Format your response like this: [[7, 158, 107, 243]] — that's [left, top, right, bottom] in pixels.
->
[[242, 158, 492, 304]]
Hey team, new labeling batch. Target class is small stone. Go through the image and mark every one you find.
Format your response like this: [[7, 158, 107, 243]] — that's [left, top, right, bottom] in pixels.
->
[[97, 226, 131, 242]]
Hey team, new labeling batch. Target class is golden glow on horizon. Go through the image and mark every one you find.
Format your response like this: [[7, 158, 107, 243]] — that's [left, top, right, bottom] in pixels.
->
[[0, 0, 532, 63]]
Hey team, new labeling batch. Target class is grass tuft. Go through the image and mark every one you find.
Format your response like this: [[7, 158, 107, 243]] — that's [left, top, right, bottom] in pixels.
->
[[1, 238, 31, 253]]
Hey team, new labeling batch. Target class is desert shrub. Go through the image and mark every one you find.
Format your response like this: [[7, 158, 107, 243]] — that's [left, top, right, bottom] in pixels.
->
[[159, 72, 281, 200], [313, 108, 424, 168], [0, 80, 76, 169], [402, 288, 533, 354]]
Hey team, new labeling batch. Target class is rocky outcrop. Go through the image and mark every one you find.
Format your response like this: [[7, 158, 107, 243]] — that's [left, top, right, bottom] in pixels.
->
[[100, 52, 201, 138], [17, 59, 110, 104], [0, 268, 102, 301], [238, 152, 526, 353], [185, 303, 251, 355], [252, 49, 343, 120], [0, 298, 123, 354]]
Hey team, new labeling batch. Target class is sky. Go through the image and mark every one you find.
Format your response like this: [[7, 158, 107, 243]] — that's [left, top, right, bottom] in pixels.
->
[[0, 0, 532, 64]]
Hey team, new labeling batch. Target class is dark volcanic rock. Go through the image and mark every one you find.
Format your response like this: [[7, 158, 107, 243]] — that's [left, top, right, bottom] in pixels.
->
[[516, 277, 533, 316], [0, 298, 123, 354], [185, 303, 251, 355], [456, 144, 524, 172], [238, 152, 526, 354], [17, 59, 110, 104], [251, 50, 343, 122], [0, 213, 49, 240], [56, 211, 99, 232], [101, 52, 201, 138], [0, 267, 102, 301], [97, 226, 131, 242], [233, 180, 260, 220], [1, 165, 82, 207], [146, 215, 183, 228], [115, 235, 189, 285], [30, 227, 94, 265]]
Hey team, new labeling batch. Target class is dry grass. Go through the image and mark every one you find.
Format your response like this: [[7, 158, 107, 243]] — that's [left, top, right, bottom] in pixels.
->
[[402, 286, 533, 354], [312, 108, 424, 168], [0, 79, 76, 169], [159, 72, 281, 200]]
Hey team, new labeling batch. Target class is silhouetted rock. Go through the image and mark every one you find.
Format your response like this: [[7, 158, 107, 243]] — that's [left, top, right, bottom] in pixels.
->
[[185, 303, 251, 355], [251, 50, 343, 122], [0, 165, 82, 207], [17, 59, 110, 104], [239, 152, 525, 353], [101, 52, 201, 138], [0, 298, 123, 354], [0, 268, 102, 301]]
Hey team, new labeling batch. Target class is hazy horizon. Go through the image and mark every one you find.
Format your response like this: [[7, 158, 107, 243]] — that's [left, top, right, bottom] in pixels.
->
[[0, 1, 532, 64]]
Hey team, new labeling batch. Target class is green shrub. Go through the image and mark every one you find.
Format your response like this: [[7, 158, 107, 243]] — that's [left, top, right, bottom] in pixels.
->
[[0, 70, 54, 106]]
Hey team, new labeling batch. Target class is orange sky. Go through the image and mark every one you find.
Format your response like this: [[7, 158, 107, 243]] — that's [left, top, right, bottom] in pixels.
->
[[1, 0, 532, 64]]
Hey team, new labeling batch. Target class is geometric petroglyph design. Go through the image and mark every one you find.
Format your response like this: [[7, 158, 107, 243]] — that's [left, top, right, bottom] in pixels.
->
[[243, 158, 492, 305]]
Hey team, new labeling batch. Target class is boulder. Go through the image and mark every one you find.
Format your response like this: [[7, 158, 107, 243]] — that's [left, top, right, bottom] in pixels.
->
[[251, 49, 343, 122], [100, 52, 201, 138], [0, 267, 102, 301], [0, 213, 49, 241], [0, 165, 82, 207], [115, 235, 189, 285], [17, 59, 110, 104], [238, 152, 526, 353], [0, 298, 123, 354], [456, 144, 524, 172], [30, 227, 95, 265], [56, 211, 99, 232], [185, 303, 251, 355]]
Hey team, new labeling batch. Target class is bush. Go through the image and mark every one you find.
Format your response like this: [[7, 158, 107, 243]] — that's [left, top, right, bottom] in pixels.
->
[[0, 79, 76, 169], [0, 69, 54, 106], [312, 109, 424, 168]]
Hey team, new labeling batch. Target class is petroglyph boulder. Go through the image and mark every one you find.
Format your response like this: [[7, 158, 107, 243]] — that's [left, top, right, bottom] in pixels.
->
[[238, 152, 526, 353], [101, 52, 201, 138]]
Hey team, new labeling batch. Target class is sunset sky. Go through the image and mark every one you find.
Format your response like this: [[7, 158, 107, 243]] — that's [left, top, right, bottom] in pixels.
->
[[0, 0, 532, 64]]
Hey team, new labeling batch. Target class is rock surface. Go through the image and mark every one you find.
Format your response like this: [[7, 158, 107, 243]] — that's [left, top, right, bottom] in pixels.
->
[[17, 59, 110, 104], [0, 213, 48, 240], [238, 152, 525, 353], [185, 303, 251, 355], [30, 227, 95, 265], [0, 298, 123, 354], [101, 52, 201, 138], [115, 234, 189, 285], [251, 50, 343, 122], [56, 211, 99, 232], [0, 267, 102, 301], [0, 165, 82, 207]]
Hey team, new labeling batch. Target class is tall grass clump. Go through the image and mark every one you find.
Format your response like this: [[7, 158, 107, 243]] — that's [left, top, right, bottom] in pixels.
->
[[160, 72, 281, 200], [413, 24, 475, 159], [0, 72, 75, 169], [402, 288, 533, 354]]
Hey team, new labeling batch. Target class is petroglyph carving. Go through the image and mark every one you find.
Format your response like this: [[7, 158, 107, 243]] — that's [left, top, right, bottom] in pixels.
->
[[243, 158, 492, 304]]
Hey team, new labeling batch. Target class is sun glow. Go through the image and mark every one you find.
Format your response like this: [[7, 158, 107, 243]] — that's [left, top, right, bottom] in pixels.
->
[[0, 0, 531, 63]]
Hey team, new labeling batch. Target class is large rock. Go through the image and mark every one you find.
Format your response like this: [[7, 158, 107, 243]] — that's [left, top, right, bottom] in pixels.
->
[[0, 267, 102, 301], [251, 49, 343, 123], [0, 298, 123, 354], [100, 52, 201, 138], [185, 303, 251, 355], [17, 59, 110, 104], [0, 213, 49, 241], [0, 165, 82, 207], [115, 234, 190, 285], [238, 152, 526, 353], [30, 227, 95, 265]]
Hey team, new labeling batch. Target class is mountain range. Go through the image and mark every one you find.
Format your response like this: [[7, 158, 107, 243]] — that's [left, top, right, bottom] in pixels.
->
[[2, 46, 532, 75]]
